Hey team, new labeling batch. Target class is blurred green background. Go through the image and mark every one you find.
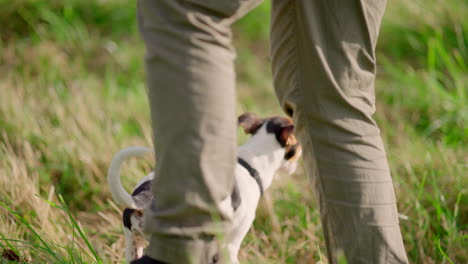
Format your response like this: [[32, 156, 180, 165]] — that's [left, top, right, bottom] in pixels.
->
[[0, 0, 466, 263]]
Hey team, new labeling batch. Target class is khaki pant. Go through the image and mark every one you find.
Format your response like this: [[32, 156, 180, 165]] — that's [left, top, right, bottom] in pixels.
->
[[137, 0, 408, 263]]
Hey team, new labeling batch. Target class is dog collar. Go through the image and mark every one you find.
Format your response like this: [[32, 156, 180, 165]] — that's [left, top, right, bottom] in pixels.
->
[[237, 157, 264, 196]]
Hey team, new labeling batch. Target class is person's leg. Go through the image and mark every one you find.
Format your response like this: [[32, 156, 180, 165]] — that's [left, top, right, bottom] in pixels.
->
[[270, 0, 408, 263], [137, 0, 262, 263]]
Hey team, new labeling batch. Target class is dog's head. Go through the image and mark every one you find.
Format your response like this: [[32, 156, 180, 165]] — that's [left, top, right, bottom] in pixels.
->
[[238, 112, 302, 174]]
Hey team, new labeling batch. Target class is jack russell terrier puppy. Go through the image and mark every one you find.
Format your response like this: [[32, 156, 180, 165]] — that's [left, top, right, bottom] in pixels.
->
[[108, 113, 302, 263]]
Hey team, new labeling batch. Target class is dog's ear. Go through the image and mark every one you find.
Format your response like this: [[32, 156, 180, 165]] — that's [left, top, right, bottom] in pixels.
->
[[238, 112, 264, 134], [279, 125, 294, 147]]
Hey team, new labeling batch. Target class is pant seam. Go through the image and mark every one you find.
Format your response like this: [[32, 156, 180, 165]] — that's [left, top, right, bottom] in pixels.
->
[[320, 176, 392, 183], [292, 0, 340, 259], [315, 158, 390, 171], [324, 198, 397, 208]]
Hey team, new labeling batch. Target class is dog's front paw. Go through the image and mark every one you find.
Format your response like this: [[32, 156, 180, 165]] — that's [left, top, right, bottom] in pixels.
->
[[131, 255, 168, 264]]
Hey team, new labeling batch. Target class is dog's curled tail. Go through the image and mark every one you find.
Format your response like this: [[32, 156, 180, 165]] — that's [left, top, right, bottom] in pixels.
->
[[108, 146, 153, 209]]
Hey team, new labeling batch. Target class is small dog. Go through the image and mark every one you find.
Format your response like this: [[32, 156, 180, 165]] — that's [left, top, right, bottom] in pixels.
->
[[108, 113, 302, 263]]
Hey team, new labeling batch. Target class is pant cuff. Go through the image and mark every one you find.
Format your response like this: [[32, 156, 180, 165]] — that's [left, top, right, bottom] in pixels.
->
[[145, 235, 224, 264]]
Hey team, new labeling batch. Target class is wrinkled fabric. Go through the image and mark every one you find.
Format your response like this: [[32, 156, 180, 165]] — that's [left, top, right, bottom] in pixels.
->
[[137, 0, 262, 263], [270, 1, 408, 263], [137, 0, 408, 263]]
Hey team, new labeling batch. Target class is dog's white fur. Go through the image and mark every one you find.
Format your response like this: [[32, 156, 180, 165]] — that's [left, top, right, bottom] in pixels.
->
[[108, 120, 301, 263], [108, 146, 153, 209]]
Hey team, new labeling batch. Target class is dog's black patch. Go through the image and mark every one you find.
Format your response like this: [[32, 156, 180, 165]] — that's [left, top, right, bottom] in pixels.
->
[[123, 208, 135, 230], [132, 180, 154, 208], [1, 249, 23, 262], [132, 180, 151, 196], [285, 144, 298, 160], [266, 117, 293, 147], [231, 180, 241, 211], [249, 121, 265, 135]]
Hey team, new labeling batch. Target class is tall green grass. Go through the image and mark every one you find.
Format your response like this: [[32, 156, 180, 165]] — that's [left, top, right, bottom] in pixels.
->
[[1, 195, 103, 263], [0, 0, 466, 263]]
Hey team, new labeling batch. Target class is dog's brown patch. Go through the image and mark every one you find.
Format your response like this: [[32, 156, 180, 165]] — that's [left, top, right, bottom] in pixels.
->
[[134, 210, 143, 217], [238, 113, 264, 134]]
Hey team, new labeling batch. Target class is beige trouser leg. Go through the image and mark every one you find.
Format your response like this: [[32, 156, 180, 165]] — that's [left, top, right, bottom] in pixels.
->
[[270, 0, 408, 263], [137, 0, 261, 263]]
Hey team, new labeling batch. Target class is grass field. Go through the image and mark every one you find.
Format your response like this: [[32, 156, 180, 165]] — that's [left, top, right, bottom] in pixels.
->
[[0, 0, 467, 263]]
